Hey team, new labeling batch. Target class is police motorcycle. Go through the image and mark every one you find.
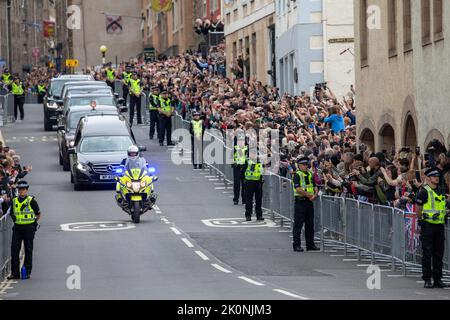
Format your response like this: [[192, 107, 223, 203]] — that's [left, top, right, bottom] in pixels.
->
[[114, 149, 158, 223]]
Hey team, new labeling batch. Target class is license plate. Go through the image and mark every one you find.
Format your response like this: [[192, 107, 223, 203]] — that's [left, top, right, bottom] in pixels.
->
[[131, 195, 142, 201], [100, 175, 115, 180]]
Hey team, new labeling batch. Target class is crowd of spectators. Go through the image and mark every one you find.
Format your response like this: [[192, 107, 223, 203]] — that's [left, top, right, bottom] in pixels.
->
[[87, 44, 450, 212], [0, 141, 32, 216]]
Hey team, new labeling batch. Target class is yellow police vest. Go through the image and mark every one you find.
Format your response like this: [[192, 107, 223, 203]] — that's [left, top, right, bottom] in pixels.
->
[[2, 73, 11, 85], [422, 185, 447, 225], [12, 82, 24, 95], [160, 98, 172, 113], [234, 145, 247, 165], [192, 120, 203, 139], [107, 69, 115, 81], [293, 171, 314, 197], [123, 72, 131, 85], [245, 161, 262, 181], [130, 79, 141, 95], [13, 196, 36, 225], [38, 84, 46, 93], [149, 94, 160, 110]]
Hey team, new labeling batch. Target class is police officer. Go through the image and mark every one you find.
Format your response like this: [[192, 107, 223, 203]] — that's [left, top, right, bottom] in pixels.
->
[[122, 66, 132, 104], [8, 181, 41, 280], [10, 77, 25, 121], [233, 130, 248, 205], [37, 81, 47, 104], [292, 157, 320, 252], [416, 168, 450, 288], [244, 149, 264, 222], [106, 65, 116, 90], [128, 73, 142, 126], [1, 68, 12, 87], [189, 111, 205, 169], [158, 90, 174, 146], [148, 86, 160, 140]]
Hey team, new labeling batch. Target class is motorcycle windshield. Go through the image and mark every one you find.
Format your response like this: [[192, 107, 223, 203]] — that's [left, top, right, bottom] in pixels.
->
[[125, 158, 147, 179]]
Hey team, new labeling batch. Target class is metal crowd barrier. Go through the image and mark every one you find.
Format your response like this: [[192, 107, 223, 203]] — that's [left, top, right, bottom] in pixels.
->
[[0, 94, 16, 125], [170, 113, 449, 275], [0, 211, 12, 282]]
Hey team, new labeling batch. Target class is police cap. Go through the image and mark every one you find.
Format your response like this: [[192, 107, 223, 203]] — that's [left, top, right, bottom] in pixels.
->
[[16, 181, 29, 189], [297, 157, 310, 166], [425, 168, 440, 177]]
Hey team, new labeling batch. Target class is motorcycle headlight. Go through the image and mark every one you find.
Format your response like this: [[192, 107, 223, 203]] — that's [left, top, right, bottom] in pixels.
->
[[140, 180, 146, 188], [132, 182, 141, 192], [126, 181, 132, 188]]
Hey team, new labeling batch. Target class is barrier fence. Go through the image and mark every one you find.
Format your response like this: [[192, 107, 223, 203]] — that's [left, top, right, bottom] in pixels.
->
[[0, 92, 40, 126], [171, 113, 450, 276], [0, 212, 12, 282]]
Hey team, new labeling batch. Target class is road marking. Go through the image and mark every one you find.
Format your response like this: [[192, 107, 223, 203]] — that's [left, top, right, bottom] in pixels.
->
[[211, 264, 232, 273], [343, 259, 359, 262], [387, 275, 404, 277], [215, 187, 226, 190], [205, 176, 216, 178], [209, 178, 220, 181], [330, 254, 345, 257], [160, 217, 170, 223], [273, 289, 309, 300], [238, 276, 265, 286], [181, 238, 194, 248], [170, 227, 181, 235], [195, 251, 210, 261], [416, 281, 425, 283]]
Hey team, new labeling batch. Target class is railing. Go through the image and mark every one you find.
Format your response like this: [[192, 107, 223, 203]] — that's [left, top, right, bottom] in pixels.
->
[[171, 113, 450, 276], [0, 212, 13, 282]]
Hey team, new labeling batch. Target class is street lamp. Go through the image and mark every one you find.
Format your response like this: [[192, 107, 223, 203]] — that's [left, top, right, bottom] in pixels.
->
[[100, 45, 108, 65]]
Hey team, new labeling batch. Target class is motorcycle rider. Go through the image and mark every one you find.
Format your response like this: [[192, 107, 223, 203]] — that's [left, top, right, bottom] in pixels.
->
[[116, 145, 148, 204]]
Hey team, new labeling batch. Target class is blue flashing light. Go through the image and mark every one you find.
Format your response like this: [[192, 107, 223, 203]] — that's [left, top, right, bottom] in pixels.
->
[[115, 168, 124, 174], [148, 166, 156, 174]]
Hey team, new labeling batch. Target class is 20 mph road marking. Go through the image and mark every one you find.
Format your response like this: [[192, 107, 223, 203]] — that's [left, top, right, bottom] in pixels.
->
[[273, 289, 309, 300], [238, 276, 264, 286], [211, 264, 232, 273], [170, 227, 181, 235]]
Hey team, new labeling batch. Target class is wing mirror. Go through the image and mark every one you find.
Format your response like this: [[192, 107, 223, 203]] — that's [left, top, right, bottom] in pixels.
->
[[138, 146, 147, 152]]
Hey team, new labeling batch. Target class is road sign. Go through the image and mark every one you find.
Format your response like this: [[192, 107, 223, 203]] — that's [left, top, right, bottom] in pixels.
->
[[32, 47, 40, 58], [66, 59, 79, 67]]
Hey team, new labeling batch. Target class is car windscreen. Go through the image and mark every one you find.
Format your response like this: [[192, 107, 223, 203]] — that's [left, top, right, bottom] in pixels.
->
[[79, 136, 134, 153], [50, 80, 66, 98], [69, 96, 115, 107]]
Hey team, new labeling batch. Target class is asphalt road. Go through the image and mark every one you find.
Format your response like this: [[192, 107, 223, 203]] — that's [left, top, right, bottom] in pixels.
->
[[1, 103, 450, 300]]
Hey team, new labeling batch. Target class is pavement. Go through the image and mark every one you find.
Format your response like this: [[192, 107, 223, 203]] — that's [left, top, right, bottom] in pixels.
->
[[0, 103, 450, 300]]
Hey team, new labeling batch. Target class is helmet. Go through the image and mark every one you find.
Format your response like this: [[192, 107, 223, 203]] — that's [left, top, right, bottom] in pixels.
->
[[16, 181, 29, 189], [127, 145, 139, 161]]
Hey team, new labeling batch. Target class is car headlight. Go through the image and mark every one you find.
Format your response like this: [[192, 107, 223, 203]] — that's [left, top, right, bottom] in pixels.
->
[[47, 102, 58, 109], [66, 140, 75, 148], [76, 163, 89, 172], [132, 182, 141, 192], [140, 180, 146, 188]]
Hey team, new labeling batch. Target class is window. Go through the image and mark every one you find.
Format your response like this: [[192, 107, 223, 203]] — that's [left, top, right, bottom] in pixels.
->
[[421, 0, 431, 45], [243, 4, 248, 17], [360, 0, 368, 66], [251, 33, 257, 77], [226, 12, 231, 24], [403, 0, 412, 51], [388, 0, 397, 56], [433, 0, 444, 40]]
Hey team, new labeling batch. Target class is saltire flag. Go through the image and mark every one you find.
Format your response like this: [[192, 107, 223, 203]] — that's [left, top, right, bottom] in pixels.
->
[[106, 15, 123, 34], [151, 0, 173, 13]]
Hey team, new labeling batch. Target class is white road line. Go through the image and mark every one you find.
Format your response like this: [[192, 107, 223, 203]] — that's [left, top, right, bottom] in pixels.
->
[[205, 176, 216, 178], [215, 187, 226, 190], [273, 289, 309, 300], [211, 263, 232, 273], [195, 251, 210, 261], [343, 259, 359, 262], [416, 281, 425, 283], [387, 275, 404, 277], [238, 276, 265, 286], [170, 227, 181, 235], [209, 179, 220, 181], [181, 238, 194, 248], [222, 191, 233, 194], [330, 254, 345, 257]]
